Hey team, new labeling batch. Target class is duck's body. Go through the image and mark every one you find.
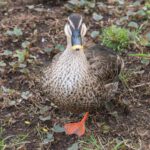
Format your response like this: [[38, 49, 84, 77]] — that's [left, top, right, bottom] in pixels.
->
[[41, 14, 124, 136], [42, 44, 123, 113]]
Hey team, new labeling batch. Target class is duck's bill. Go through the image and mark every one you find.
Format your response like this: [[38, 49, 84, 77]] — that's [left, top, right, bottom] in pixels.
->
[[71, 29, 83, 50], [72, 45, 83, 50], [71, 37, 83, 50]]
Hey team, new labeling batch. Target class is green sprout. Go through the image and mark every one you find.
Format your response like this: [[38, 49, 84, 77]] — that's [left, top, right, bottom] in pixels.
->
[[101, 25, 130, 52]]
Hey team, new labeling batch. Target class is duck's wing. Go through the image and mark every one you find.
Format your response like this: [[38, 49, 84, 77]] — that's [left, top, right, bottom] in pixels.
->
[[85, 44, 124, 83]]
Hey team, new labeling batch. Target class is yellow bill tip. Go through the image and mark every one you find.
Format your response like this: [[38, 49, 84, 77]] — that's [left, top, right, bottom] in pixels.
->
[[71, 45, 83, 50]]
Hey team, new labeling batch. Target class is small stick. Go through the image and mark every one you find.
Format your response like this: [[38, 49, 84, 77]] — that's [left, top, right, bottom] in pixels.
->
[[132, 82, 150, 88]]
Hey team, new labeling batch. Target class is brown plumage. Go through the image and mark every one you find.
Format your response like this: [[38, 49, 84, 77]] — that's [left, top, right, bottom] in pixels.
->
[[41, 14, 124, 113]]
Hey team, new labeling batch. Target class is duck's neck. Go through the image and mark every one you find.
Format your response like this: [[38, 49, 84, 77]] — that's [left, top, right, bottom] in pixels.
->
[[57, 48, 89, 77], [51, 47, 89, 91]]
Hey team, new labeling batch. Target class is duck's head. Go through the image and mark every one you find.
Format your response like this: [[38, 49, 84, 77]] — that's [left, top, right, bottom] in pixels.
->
[[64, 13, 87, 51]]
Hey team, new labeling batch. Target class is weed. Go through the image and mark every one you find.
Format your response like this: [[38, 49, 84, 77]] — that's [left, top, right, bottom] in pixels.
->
[[5, 27, 23, 37], [11, 134, 28, 145], [101, 25, 147, 52], [0, 127, 6, 150], [5, 133, 29, 149], [79, 134, 103, 150], [112, 139, 127, 150], [129, 53, 150, 65], [0, 139, 5, 150], [0, 127, 29, 150], [13, 49, 29, 63], [101, 25, 130, 52], [80, 135, 139, 150], [35, 125, 54, 144], [119, 71, 133, 89]]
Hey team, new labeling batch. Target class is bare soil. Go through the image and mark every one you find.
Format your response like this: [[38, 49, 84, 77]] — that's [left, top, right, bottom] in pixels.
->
[[0, 1, 150, 150]]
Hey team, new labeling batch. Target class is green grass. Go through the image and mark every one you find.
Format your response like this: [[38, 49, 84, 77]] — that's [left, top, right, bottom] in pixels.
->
[[101, 25, 130, 52], [129, 53, 150, 65], [5, 133, 28, 149], [79, 134, 138, 150], [128, 53, 150, 58], [0, 127, 6, 150], [11, 134, 28, 145], [0, 127, 29, 150], [119, 70, 133, 89], [0, 139, 5, 150], [101, 25, 147, 52], [79, 134, 103, 150]]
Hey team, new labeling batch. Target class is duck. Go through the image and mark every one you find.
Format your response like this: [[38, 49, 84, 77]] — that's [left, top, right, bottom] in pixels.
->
[[41, 13, 124, 137]]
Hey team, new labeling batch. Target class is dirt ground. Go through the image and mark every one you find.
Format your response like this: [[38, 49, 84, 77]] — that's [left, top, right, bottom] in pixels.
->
[[0, 0, 150, 150]]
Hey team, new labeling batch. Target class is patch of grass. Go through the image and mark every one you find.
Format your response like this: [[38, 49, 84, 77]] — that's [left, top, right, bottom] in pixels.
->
[[0, 139, 5, 150], [129, 53, 150, 58], [129, 53, 150, 65], [80, 135, 139, 150], [11, 134, 28, 145], [5, 133, 29, 149], [101, 25, 130, 52], [35, 125, 54, 144], [119, 71, 132, 89], [0, 127, 6, 150], [112, 139, 128, 150], [79, 134, 104, 150]]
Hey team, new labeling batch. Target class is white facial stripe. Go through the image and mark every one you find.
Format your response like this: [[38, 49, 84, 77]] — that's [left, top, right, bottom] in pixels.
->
[[78, 16, 83, 29], [68, 17, 75, 29], [64, 24, 72, 37], [81, 23, 87, 37], [67, 24, 72, 36]]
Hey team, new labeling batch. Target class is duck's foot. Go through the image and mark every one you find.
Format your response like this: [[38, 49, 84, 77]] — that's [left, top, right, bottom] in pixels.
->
[[64, 112, 89, 137]]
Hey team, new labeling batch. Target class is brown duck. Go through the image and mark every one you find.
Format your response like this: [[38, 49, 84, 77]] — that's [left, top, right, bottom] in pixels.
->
[[41, 13, 124, 137]]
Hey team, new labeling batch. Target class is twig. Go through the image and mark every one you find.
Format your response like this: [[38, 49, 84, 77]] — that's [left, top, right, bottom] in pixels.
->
[[132, 82, 150, 88]]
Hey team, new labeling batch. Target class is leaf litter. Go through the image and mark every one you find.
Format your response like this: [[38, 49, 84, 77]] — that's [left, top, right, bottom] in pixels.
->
[[0, 0, 150, 150]]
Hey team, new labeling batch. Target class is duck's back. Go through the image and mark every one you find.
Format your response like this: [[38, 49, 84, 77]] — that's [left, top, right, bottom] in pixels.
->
[[85, 44, 124, 83]]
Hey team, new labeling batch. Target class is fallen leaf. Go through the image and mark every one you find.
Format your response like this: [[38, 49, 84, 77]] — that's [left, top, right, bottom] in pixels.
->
[[92, 12, 103, 21], [21, 91, 32, 100], [43, 133, 54, 144], [0, 61, 6, 67], [67, 142, 79, 150], [52, 124, 65, 133], [128, 21, 139, 29], [8, 100, 16, 106], [136, 10, 146, 19], [0, 50, 12, 56], [55, 44, 65, 51], [90, 31, 99, 38], [39, 115, 51, 121], [6, 27, 23, 36], [22, 41, 30, 49], [44, 48, 53, 53]]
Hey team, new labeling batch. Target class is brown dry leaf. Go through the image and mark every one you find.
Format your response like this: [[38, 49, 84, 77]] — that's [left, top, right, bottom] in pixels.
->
[[107, 0, 116, 4]]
